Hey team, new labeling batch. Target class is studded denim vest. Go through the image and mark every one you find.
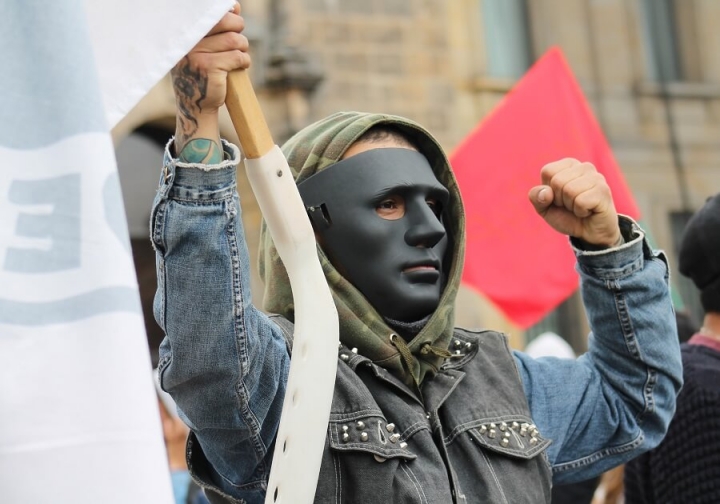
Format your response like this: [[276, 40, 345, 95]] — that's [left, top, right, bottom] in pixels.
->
[[193, 321, 553, 504]]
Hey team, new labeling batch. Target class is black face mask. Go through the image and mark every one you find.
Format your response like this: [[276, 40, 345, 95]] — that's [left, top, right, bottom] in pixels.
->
[[298, 148, 449, 322]]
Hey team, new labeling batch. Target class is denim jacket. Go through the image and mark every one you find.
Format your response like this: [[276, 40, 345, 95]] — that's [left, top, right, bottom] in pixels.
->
[[152, 143, 683, 503]]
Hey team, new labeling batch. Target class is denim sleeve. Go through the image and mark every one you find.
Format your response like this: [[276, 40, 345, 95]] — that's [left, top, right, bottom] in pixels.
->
[[151, 140, 290, 503], [513, 216, 683, 484]]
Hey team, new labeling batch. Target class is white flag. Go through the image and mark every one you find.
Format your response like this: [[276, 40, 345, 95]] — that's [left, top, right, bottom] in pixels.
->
[[0, 1, 232, 502]]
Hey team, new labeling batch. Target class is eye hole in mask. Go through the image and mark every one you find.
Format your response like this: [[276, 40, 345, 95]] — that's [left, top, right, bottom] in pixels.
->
[[374, 193, 446, 221]]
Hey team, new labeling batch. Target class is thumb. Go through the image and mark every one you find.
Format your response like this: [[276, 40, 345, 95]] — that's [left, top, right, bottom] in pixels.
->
[[528, 185, 553, 216]]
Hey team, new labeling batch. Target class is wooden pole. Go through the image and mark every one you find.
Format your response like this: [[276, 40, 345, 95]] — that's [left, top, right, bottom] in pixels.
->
[[225, 69, 275, 158]]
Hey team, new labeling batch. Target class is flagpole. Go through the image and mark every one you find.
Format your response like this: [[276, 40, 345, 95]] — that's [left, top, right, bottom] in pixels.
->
[[225, 71, 274, 158], [224, 69, 339, 504]]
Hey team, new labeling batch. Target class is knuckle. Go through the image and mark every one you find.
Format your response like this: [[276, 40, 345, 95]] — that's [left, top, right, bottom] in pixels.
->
[[192, 53, 211, 72], [224, 32, 242, 50], [551, 157, 580, 170], [238, 34, 250, 50], [234, 50, 251, 67], [542, 157, 578, 178], [220, 11, 234, 25], [592, 173, 608, 190], [580, 161, 597, 173], [540, 164, 556, 179], [222, 32, 249, 54]]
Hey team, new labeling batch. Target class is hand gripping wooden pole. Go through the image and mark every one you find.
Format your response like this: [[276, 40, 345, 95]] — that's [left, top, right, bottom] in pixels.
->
[[225, 69, 339, 504]]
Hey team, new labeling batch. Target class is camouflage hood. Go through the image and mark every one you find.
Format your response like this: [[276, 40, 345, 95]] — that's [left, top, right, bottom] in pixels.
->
[[259, 111, 466, 387]]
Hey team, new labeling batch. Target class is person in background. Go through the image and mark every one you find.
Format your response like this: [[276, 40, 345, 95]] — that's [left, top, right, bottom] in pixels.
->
[[674, 310, 699, 344], [154, 370, 210, 504], [524, 331, 576, 361], [593, 466, 625, 504], [624, 193, 720, 503], [591, 294, 701, 504]]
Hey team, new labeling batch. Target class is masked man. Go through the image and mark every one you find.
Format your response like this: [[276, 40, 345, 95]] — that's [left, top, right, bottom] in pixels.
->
[[152, 5, 682, 503]]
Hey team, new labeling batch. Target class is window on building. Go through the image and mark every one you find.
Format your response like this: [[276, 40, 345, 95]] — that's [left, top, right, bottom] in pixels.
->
[[640, 0, 701, 82], [482, 0, 532, 79]]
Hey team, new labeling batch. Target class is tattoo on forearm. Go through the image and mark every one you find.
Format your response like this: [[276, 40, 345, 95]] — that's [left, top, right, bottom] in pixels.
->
[[178, 138, 223, 164], [171, 56, 209, 149]]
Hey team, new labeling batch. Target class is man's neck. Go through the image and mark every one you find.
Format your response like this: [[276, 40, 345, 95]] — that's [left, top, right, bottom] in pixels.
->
[[384, 314, 432, 340], [699, 313, 720, 340]]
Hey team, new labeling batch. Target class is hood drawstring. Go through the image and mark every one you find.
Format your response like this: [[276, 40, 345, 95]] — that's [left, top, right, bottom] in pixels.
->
[[390, 333, 418, 386], [390, 334, 452, 387], [420, 343, 453, 359]]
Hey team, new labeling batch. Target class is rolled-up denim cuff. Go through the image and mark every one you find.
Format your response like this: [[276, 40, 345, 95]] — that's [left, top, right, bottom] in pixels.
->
[[573, 216, 663, 280], [159, 139, 241, 202], [163, 137, 242, 171]]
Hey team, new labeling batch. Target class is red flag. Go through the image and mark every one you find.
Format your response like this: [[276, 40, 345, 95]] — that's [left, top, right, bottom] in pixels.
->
[[450, 47, 639, 328]]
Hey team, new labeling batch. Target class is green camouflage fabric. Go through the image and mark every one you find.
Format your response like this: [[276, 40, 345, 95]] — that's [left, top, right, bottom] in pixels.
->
[[259, 111, 466, 387]]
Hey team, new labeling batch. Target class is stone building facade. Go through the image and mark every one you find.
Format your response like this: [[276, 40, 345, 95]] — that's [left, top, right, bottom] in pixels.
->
[[116, 0, 720, 353]]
